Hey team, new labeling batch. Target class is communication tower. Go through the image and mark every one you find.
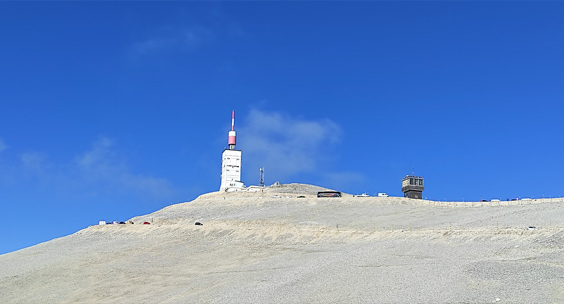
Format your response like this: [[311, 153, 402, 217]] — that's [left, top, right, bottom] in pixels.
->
[[259, 167, 264, 187], [220, 111, 245, 191], [402, 175, 424, 199]]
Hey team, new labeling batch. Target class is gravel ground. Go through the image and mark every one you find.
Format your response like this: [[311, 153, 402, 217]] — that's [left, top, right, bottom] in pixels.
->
[[1, 183, 564, 303]]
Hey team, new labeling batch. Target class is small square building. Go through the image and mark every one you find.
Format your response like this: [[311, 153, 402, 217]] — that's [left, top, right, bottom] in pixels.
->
[[402, 175, 424, 199]]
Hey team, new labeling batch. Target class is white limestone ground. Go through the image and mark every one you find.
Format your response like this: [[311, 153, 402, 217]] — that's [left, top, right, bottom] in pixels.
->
[[1, 183, 564, 303]]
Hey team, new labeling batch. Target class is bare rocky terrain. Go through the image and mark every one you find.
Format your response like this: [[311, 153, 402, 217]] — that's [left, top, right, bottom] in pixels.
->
[[1, 183, 564, 303]]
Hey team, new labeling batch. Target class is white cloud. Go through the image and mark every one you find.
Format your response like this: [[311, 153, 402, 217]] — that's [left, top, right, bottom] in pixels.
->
[[75, 137, 174, 198], [21, 152, 48, 172], [76, 137, 121, 174], [0, 137, 177, 203], [0, 138, 8, 153], [131, 25, 212, 56], [238, 108, 342, 181]]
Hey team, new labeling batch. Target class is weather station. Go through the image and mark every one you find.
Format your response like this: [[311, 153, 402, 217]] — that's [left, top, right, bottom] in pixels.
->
[[220, 111, 245, 192], [401, 175, 424, 199]]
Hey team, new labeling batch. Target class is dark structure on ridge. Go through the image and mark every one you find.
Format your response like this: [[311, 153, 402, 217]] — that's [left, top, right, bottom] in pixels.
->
[[402, 175, 424, 199]]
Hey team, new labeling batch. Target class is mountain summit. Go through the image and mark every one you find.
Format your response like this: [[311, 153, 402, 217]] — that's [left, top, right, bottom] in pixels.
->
[[2, 183, 564, 303]]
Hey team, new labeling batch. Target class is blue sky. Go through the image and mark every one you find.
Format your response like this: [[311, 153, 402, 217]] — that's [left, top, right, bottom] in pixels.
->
[[1, 1, 564, 254]]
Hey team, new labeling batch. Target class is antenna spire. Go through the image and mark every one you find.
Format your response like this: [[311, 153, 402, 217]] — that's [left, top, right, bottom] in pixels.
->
[[231, 110, 235, 131], [228, 110, 237, 149]]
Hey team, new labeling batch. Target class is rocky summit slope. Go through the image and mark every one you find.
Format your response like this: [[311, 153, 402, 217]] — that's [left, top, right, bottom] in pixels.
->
[[1, 183, 564, 303]]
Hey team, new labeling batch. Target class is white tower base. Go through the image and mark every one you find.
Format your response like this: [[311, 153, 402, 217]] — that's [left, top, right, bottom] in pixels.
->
[[220, 149, 244, 191]]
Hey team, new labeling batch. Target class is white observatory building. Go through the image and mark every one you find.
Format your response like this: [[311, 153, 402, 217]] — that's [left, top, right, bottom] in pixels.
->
[[219, 111, 245, 192]]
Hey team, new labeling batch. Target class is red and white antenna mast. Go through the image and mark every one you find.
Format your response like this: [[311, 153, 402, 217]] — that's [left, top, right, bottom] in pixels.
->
[[228, 110, 237, 149]]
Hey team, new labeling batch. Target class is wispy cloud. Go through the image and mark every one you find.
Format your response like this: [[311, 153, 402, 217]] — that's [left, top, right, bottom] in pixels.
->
[[130, 25, 212, 56], [76, 137, 122, 175], [0, 136, 175, 202], [21, 152, 48, 172], [238, 108, 342, 182], [75, 137, 174, 198], [0, 138, 8, 153]]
